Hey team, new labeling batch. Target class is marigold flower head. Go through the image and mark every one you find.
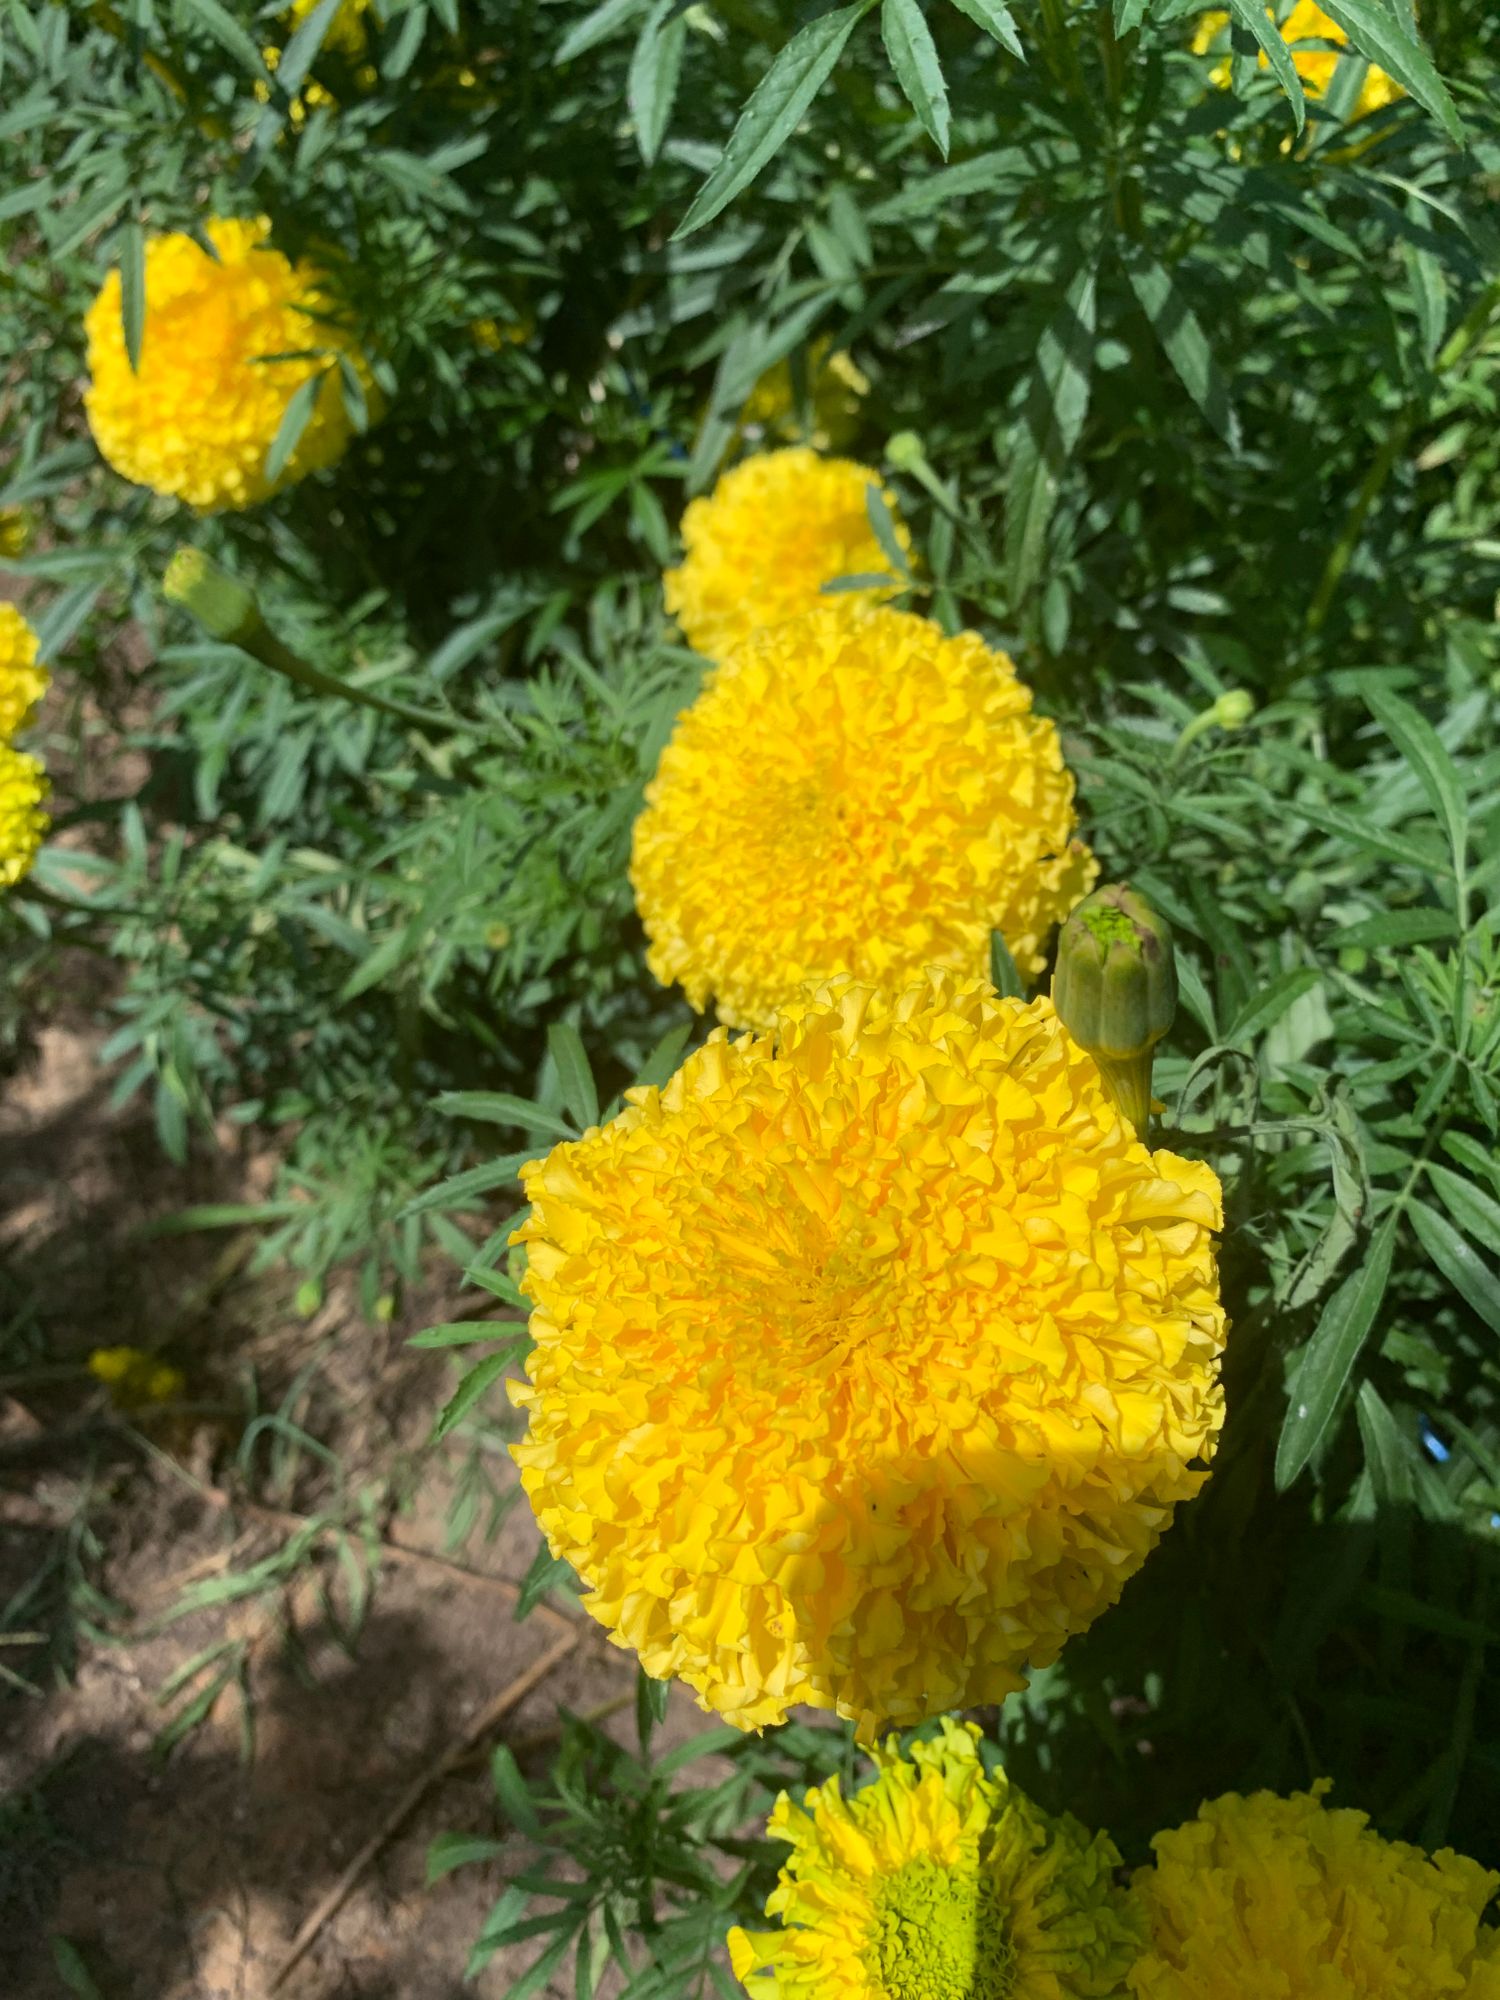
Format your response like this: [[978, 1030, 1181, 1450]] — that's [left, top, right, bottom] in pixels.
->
[[1194, 5, 1403, 119], [1129, 1781, 1500, 1999], [84, 217, 371, 512], [0, 507, 30, 560], [631, 605, 1097, 1029], [0, 743, 48, 889], [288, 0, 370, 58], [664, 448, 911, 659], [0, 604, 48, 741], [730, 1720, 1142, 2000], [510, 972, 1226, 1734]]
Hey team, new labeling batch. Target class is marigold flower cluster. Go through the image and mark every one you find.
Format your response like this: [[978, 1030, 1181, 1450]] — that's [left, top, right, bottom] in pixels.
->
[[0, 604, 49, 891], [511, 970, 1226, 1735], [85, 216, 370, 512], [631, 604, 1096, 1028], [740, 337, 871, 452], [1129, 1782, 1500, 1998], [1194, 4, 1404, 120], [729, 1721, 1142, 2000], [88, 1345, 187, 1408], [663, 446, 911, 659]]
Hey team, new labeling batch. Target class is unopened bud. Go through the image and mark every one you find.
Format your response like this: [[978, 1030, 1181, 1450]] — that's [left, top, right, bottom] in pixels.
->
[[1052, 884, 1176, 1132], [885, 430, 925, 473], [163, 547, 262, 649], [1211, 689, 1254, 731]]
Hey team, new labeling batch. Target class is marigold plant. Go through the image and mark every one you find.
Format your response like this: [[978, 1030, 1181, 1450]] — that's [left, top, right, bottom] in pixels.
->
[[662, 447, 911, 659], [729, 1720, 1141, 2000], [1194, 4, 1404, 119], [84, 216, 370, 512], [0, 603, 48, 741], [1129, 1781, 1500, 1999], [631, 604, 1096, 1028], [0, 743, 49, 890], [510, 971, 1226, 1734]]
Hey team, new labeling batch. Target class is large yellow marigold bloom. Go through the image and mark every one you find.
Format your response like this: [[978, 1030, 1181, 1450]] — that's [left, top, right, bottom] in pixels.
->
[[664, 448, 911, 659], [1194, 5, 1404, 120], [510, 972, 1227, 1734], [1129, 1782, 1500, 2000], [0, 604, 48, 741], [84, 217, 370, 512], [0, 743, 48, 889], [631, 605, 1096, 1030], [729, 1720, 1142, 2000]]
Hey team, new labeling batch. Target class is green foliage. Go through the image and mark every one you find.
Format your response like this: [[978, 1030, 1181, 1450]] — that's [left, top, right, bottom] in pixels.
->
[[3, 0, 1500, 1986]]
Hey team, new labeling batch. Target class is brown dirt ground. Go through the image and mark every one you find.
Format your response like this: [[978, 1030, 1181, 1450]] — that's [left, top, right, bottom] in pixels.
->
[[0, 1004, 707, 2000]]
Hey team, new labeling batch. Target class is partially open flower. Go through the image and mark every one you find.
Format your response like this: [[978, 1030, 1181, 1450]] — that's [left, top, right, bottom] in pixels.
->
[[730, 1720, 1142, 1999], [1193, 4, 1404, 121]]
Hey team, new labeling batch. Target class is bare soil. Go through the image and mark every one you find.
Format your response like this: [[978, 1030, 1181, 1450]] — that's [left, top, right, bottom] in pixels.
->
[[0, 1005, 683, 2000]]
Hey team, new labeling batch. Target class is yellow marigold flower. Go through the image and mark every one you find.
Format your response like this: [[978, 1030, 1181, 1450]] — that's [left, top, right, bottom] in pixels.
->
[[1193, 5, 1404, 120], [729, 1720, 1142, 2000], [84, 217, 371, 512], [510, 971, 1227, 1734], [87, 1346, 186, 1406], [0, 603, 48, 741], [741, 337, 871, 451], [0, 743, 48, 889], [664, 447, 911, 659], [631, 605, 1097, 1029], [1129, 1781, 1500, 1999]]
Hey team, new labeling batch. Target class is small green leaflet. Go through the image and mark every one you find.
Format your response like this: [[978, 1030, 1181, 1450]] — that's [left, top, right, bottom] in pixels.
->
[[628, 0, 687, 165], [119, 218, 146, 373], [1005, 258, 1097, 601], [882, 0, 950, 157], [948, 0, 1023, 59], [264, 371, 327, 486], [1408, 1197, 1500, 1335], [1221, 0, 1306, 132], [1122, 250, 1241, 450], [1363, 687, 1469, 887], [988, 930, 1025, 999], [555, 0, 649, 65], [1275, 1211, 1397, 1490], [675, 1, 874, 239], [547, 1020, 600, 1131], [1317, 0, 1463, 142]]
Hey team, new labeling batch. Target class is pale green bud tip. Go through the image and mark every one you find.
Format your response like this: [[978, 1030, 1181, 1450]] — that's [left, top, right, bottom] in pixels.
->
[[1052, 884, 1177, 1131], [1211, 689, 1254, 731], [885, 430, 925, 472], [163, 547, 261, 646]]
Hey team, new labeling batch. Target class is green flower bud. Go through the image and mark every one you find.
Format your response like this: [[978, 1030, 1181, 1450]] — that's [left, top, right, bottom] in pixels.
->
[[1210, 689, 1254, 731], [1052, 884, 1176, 1132], [163, 547, 263, 650], [885, 430, 925, 473]]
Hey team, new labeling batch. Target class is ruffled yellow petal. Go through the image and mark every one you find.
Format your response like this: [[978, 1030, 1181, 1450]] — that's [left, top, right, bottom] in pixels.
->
[[510, 972, 1227, 1735], [0, 742, 48, 889], [631, 604, 1096, 1029], [664, 448, 911, 659], [1129, 1782, 1500, 1998]]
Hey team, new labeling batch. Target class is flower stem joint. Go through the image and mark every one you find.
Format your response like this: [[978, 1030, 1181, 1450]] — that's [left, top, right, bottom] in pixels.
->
[[163, 547, 264, 650], [1051, 883, 1177, 1134]]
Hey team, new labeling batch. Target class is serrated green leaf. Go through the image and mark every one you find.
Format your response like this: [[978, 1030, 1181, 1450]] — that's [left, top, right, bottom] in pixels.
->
[[1364, 688, 1468, 886], [1229, 968, 1322, 1043], [426, 1832, 506, 1883], [547, 1022, 600, 1131], [882, 0, 950, 156], [1122, 250, 1240, 450], [433, 1091, 576, 1141], [1318, 0, 1462, 140], [119, 219, 145, 374], [675, 2, 874, 239], [989, 930, 1024, 999], [1221, 0, 1307, 131], [948, 0, 1023, 58], [1408, 1197, 1500, 1334], [179, 0, 270, 76], [628, 0, 687, 164], [556, 0, 649, 64], [1006, 259, 1097, 601], [1426, 1165, 1500, 1259], [1276, 1212, 1397, 1489], [264, 371, 326, 489], [431, 1351, 511, 1440]]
